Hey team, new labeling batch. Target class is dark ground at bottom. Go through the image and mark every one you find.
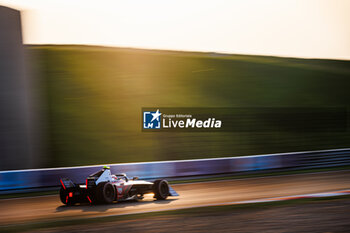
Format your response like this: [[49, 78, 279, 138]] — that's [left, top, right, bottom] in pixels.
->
[[28, 198, 350, 233]]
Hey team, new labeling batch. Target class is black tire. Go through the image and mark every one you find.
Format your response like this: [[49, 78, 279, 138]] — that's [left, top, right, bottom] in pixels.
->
[[152, 179, 169, 200], [59, 187, 76, 205], [96, 182, 116, 204]]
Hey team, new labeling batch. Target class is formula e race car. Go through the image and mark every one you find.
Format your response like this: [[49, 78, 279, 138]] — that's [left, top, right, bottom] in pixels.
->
[[59, 166, 179, 205]]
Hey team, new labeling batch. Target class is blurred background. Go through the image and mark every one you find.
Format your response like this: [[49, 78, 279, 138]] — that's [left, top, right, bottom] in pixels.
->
[[1, 2, 350, 233], [0, 0, 350, 170]]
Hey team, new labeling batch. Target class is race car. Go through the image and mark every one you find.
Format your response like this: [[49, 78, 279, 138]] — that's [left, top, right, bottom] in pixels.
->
[[59, 166, 179, 205]]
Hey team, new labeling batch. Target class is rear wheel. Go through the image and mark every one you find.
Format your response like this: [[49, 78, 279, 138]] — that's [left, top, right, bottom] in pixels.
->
[[96, 182, 116, 204], [59, 187, 76, 205], [153, 179, 169, 200]]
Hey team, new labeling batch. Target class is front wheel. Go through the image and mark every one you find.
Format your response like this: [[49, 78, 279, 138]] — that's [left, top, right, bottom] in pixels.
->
[[153, 179, 169, 200]]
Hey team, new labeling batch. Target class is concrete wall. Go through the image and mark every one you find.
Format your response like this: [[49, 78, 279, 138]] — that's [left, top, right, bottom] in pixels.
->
[[0, 6, 43, 170], [1, 148, 349, 192]]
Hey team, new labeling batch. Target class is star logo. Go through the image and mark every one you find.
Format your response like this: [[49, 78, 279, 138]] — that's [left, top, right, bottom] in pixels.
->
[[151, 109, 162, 122]]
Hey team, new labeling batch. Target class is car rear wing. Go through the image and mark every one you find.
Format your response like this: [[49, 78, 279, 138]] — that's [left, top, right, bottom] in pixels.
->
[[60, 178, 76, 189]]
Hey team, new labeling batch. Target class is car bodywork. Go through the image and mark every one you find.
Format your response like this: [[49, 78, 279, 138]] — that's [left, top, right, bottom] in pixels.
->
[[59, 166, 178, 205]]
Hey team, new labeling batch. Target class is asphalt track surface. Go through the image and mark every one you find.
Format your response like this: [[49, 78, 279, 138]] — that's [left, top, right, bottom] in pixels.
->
[[1, 170, 350, 226]]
